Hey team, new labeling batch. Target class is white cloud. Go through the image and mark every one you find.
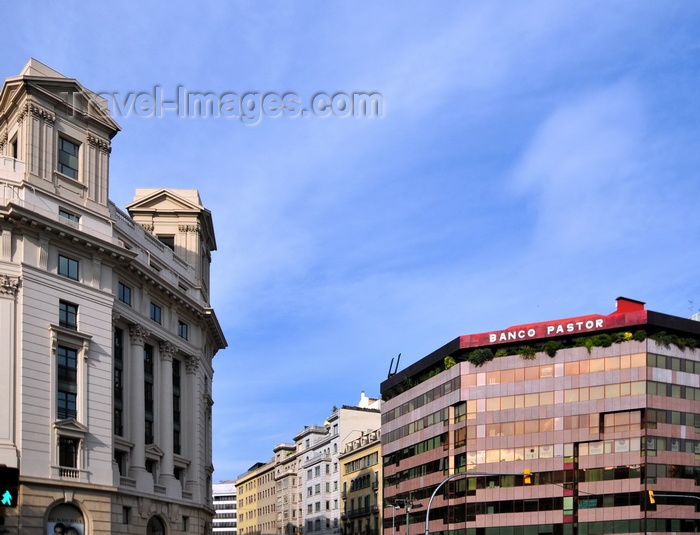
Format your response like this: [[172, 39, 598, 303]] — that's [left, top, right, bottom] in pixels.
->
[[509, 82, 650, 250]]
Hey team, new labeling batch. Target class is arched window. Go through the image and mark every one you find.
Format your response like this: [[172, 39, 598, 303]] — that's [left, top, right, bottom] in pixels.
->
[[47, 503, 85, 535], [147, 516, 165, 535]]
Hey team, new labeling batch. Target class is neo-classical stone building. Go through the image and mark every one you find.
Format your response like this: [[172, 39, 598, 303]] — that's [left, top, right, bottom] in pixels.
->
[[0, 59, 226, 534]]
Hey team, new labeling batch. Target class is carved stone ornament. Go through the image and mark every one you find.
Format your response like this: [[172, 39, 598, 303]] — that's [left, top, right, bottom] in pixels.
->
[[87, 132, 112, 153], [129, 323, 151, 345], [29, 103, 56, 124], [185, 354, 200, 373], [0, 275, 20, 296], [159, 341, 177, 361], [178, 224, 199, 234]]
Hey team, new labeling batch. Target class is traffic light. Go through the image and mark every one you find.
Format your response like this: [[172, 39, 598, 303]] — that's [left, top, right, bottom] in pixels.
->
[[648, 490, 655, 504], [523, 469, 532, 485], [0, 466, 19, 508]]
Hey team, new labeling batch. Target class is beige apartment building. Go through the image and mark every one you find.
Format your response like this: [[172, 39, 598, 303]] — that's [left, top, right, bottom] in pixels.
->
[[273, 442, 301, 535], [238, 393, 381, 535], [0, 59, 226, 534], [339, 428, 381, 535], [237, 461, 277, 535]]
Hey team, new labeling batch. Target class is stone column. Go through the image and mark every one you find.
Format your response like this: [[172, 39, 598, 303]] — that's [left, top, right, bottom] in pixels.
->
[[158, 341, 178, 494], [0, 275, 19, 467], [184, 354, 201, 501], [128, 324, 149, 483]]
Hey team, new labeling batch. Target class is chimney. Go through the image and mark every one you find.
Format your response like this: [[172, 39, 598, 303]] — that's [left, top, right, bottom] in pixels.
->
[[615, 297, 646, 314]]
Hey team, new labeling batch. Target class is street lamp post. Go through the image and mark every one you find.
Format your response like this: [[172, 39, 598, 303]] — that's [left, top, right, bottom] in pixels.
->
[[392, 504, 400, 535], [394, 499, 421, 535], [424, 471, 522, 535]]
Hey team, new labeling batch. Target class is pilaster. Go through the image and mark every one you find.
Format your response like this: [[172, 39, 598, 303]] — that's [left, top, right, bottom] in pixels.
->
[[128, 323, 150, 487]]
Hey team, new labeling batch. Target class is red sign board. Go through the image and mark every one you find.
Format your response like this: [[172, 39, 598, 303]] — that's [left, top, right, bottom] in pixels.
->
[[458, 298, 648, 349]]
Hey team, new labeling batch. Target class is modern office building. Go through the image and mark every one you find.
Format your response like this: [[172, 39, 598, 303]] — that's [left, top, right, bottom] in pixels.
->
[[339, 428, 382, 535], [213, 481, 238, 535], [0, 59, 226, 534], [381, 297, 700, 535]]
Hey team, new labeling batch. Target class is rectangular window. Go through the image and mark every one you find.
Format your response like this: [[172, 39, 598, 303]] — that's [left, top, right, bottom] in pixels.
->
[[57, 346, 77, 420], [114, 328, 124, 436], [158, 235, 175, 250], [58, 137, 80, 179], [58, 254, 79, 280], [58, 437, 78, 467], [59, 209, 80, 224], [144, 344, 154, 443], [59, 300, 78, 330], [173, 359, 181, 455], [115, 451, 127, 476], [178, 320, 188, 340], [150, 303, 162, 324], [118, 282, 132, 306]]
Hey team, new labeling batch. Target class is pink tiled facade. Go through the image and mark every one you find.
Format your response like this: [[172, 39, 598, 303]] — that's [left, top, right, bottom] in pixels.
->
[[380, 299, 700, 535]]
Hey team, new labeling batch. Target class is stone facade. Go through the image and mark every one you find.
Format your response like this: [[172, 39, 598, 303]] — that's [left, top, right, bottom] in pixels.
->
[[0, 59, 226, 534]]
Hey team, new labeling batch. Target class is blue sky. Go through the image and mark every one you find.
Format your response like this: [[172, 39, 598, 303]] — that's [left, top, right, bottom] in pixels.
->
[[3, 2, 700, 481]]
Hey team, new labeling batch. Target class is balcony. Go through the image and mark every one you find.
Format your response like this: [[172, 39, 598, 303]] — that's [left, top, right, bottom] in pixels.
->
[[347, 506, 371, 519], [110, 202, 199, 293]]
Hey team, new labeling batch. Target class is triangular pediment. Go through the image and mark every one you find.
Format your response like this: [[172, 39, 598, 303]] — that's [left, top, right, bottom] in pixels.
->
[[126, 189, 204, 214], [145, 443, 164, 458], [0, 58, 120, 135], [53, 418, 89, 437], [126, 188, 217, 251]]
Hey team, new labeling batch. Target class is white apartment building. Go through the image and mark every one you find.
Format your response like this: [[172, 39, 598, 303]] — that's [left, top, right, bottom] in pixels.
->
[[213, 481, 238, 535], [298, 393, 381, 535], [0, 59, 226, 534]]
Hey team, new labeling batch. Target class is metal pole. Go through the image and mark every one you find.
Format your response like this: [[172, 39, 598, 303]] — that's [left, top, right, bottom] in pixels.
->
[[424, 471, 521, 535], [406, 502, 411, 535]]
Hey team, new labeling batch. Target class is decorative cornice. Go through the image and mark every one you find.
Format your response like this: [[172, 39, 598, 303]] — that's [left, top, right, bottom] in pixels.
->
[[0, 275, 20, 296], [178, 224, 199, 234], [29, 103, 55, 124], [129, 323, 151, 345], [87, 132, 112, 153], [17, 105, 28, 125]]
